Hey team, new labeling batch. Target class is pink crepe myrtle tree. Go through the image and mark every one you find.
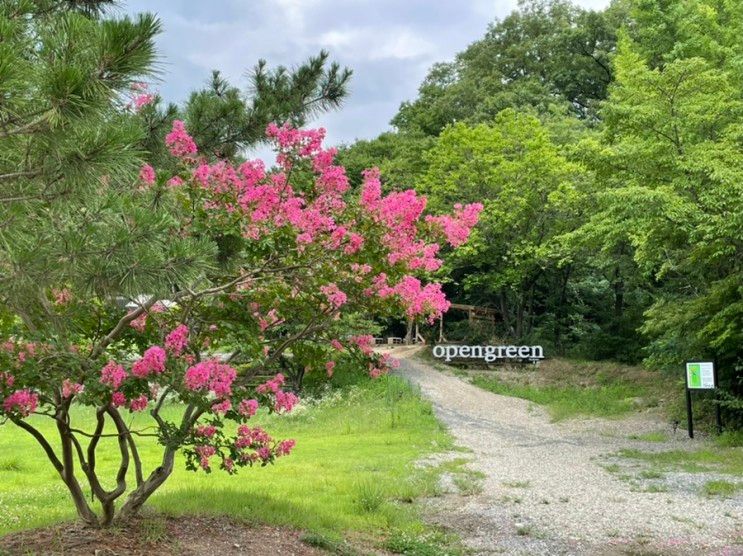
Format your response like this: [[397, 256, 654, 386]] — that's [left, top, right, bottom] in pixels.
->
[[0, 121, 481, 527]]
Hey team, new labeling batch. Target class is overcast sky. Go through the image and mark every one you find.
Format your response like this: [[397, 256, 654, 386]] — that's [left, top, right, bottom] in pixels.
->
[[124, 0, 610, 153]]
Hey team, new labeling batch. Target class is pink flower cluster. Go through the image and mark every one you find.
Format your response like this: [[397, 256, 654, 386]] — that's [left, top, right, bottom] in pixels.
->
[[320, 283, 347, 309], [165, 324, 189, 356], [230, 425, 295, 465], [165, 120, 198, 159], [139, 163, 156, 186], [195, 444, 217, 470], [112, 391, 126, 407], [195, 424, 217, 438], [426, 203, 484, 247], [129, 394, 149, 412], [130, 83, 155, 111], [131, 346, 167, 378], [52, 288, 72, 305], [256, 373, 285, 394], [349, 335, 375, 355], [183, 359, 237, 397], [100, 361, 127, 390], [61, 379, 84, 399], [325, 360, 335, 377], [0, 371, 14, 388], [274, 390, 299, 413], [3, 389, 38, 417], [256, 373, 299, 413], [238, 398, 259, 417], [368, 274, 450, 322]]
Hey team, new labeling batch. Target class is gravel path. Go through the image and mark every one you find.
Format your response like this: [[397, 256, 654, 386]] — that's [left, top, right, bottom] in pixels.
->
[[390, 347, 743, 555]]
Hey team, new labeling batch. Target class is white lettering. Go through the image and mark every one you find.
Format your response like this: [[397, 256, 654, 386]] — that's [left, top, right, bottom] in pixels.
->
[[506, 346, 517, 357], [432, 345, 445, 358], [518, 346, 531, 358]]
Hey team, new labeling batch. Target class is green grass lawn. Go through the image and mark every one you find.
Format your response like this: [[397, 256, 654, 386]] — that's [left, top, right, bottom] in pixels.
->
[[0, 375, 455, 548]]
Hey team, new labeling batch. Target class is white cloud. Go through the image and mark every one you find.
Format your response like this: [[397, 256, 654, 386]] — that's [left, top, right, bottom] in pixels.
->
[[317, 27, 434, 60]]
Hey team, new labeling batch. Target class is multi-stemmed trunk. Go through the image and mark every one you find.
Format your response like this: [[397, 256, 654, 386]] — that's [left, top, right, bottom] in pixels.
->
[[13, 400, 197, 528]]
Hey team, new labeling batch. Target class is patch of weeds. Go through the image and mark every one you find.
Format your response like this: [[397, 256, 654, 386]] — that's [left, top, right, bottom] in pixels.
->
[[502, 480, 531, 488], [355, 480, 386, 513], [558, 496, 569, 503], [617, 447, 743, 475], [384, 530, 463, 556], [703, 480, 742, 497], [629, 431, 668, 442], [515, 524, 532, 536], [715, 430, 743, 448], [602, 463, 621, 474], [301, 533, 359, 556], [636, 483, 668, 493], [453, 474, 483, 496], [639, 469, 664, 480], [0, 458, 26, 472], [140, 518, 169, 544]]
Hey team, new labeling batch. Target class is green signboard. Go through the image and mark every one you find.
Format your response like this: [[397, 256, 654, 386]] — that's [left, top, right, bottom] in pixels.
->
[[685, 361, 715, 390]]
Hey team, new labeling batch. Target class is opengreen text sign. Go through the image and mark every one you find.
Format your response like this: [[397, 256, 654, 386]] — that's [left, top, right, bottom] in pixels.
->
[[432, 344, 545, 363]]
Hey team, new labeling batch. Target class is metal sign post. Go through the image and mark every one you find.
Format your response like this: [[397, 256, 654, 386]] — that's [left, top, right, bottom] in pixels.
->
[[684, 361, 718, 439]]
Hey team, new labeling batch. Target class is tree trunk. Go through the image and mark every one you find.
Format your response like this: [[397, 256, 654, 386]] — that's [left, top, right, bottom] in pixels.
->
[[115, 449, 175, 524]]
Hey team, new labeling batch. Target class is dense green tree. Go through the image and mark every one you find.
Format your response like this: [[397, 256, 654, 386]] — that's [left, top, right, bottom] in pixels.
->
[[417, 111, 587, 346], [588, 29, 743, 379], [392, 0, 627, 135]]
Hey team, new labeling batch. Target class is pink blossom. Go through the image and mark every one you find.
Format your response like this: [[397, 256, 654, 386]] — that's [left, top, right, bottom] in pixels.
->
[[165, 120, 198, 159], [274, 390, 299, 413], [325, 361, 335, 377], [195, 444, 216, 470], [61, 379, 84, 399], [129, 395, 149, 412], [350, 335, 375, 355], [133, 92, 155, 110], [276, 439, 296, 456], [195, 425, 217, 438], [139, 163, 156, 185], [183, 360, 237, 397], [0, 371, 14, 388], [360, 168, 382, 209], [330, 339, 344, 351], [344, 233, 364, 254], [129, 313, 147, 333], [2, 389, 38, 417], [211, 399, 232, 414], [238, 399, 259, 417], [426, 203, 483, 247], [320, 283, 347, 309], [131, 346, 167, 378], [111, 391, 126, 407], [256, 373, 285, 394], [167, 176, 184, 188], [52, 288, 72, 305], [165, 324, 189, 356], [100, 361, 127, 390]]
